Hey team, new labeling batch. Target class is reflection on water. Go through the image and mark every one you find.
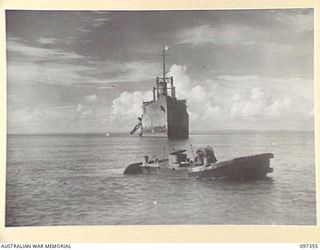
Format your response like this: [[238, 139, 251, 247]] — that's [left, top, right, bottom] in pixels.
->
[[6, 132, 316, 226]]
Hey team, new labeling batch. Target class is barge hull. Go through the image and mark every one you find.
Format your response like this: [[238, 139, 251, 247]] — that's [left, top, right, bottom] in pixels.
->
[[124, 153, 274, 180]]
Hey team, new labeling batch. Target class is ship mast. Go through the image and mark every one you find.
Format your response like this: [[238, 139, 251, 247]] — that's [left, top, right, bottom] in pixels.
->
[[154, 46, 175, 100], [162, 46, 167, 79]]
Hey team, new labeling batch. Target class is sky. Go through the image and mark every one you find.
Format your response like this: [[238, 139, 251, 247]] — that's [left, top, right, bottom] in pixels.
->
[[6, 9, 314, 134]]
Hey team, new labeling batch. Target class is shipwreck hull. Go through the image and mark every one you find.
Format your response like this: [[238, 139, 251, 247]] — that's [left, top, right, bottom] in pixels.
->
[[130, 48, 189, 139], [142, 95, 189, 139]]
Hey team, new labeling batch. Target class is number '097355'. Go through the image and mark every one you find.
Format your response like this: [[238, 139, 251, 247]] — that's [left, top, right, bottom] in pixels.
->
[[300, 244, 318, 248]]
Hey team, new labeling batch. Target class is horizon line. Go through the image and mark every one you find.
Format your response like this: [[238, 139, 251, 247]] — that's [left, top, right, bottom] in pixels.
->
[[7, 129, 315, 136]]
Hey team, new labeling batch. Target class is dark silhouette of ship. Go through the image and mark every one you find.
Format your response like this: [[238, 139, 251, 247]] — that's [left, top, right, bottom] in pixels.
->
[[124, 146, 274, 180], [130, 47, 189, 139]]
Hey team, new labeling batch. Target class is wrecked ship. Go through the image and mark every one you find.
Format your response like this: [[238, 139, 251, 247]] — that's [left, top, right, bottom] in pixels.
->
[[130, 47, 189, 139]]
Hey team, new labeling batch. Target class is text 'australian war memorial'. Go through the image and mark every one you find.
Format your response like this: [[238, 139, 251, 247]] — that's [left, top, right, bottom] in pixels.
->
[[130, 47, 189, 139]]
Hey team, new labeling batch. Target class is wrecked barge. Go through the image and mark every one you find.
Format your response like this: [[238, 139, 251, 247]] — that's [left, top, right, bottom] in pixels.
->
[[124, 146, 274, 180]]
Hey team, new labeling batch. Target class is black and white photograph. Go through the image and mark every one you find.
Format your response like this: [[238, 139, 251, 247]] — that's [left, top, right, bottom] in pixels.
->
[[5, 9, 316, 227]]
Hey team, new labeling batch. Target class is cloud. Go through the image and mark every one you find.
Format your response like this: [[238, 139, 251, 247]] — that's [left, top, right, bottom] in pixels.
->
[[111, 91, 152, 120], [273, 9, 314, 33], [171, 65, 313, 130], [77, 27, 92, 33], [108, 64, 313, 131], [265, 96, 292, 117], [7, 37, 118, 89], [7, 38, 84, 61], [75, 94, 101, 121], [37, 37, 60, 45], [80, 109, 93, 118], [93, 11, 111, 14], [76, 104, 82, 112], [98, 86, 115, 89], [169, 64, 193, 98], [93, 22, 105, 27], [176, 10, 313, 48], [230, 88, 267, 118], [94, 18, 110, 22], [6, 38, 96, 87], [7, 105, 77, 134], [85, 94, 98, 103], [76, 14, 111, 31], [7, 61, 92, 86], [108, 91, 153, 130], [91, 60, 159, 84], [176, 24, 258, 47], [92, 18, 110, 27], [7, 102, 109, 134], [7, 36, 160, 92], [74, 103, 95, 121], [170, 65, 226, 124]]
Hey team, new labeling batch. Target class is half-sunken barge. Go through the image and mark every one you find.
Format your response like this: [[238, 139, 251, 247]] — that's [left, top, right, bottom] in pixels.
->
[[124, 146, 274, 180], [130, 47, 189, 139]]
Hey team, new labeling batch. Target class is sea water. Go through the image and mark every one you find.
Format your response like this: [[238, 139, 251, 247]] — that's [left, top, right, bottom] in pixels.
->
[[5, 132, 316, 226]]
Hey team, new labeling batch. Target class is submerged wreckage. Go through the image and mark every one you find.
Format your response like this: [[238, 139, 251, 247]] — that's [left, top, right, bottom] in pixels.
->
[[124, 146, 274, 180]]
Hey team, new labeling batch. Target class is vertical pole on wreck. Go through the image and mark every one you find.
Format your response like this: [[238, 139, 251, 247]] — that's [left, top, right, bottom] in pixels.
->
[[156, 77, 159, 98], [190, 144, 195, 160], [162, 46, 166, 80]]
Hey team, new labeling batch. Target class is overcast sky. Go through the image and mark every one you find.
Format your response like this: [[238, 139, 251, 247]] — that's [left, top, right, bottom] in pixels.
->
[[6, 9, 314, 134]]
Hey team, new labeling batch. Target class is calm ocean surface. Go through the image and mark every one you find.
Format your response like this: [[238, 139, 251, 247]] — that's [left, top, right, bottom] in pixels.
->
[[6, 132, 316, 226]]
